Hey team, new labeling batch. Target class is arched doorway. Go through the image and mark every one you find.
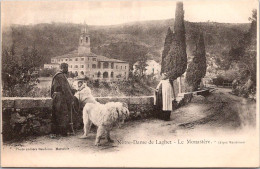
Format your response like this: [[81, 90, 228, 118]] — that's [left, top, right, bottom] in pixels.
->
[[103, 72, 108, 78], [80, 71, 84, 75]]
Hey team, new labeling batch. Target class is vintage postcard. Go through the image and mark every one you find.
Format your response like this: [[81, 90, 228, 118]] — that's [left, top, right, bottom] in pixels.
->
[[1, 0, 259, 167]]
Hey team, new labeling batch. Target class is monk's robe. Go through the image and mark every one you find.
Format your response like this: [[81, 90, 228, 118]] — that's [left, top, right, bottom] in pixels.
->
[[154, 79, 174, 120], [51, 72, 76, 135]]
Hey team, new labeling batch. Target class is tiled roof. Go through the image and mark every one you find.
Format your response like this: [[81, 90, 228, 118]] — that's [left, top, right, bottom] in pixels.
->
[[97, 55, 127, 63], [53, 50, 97, 59]]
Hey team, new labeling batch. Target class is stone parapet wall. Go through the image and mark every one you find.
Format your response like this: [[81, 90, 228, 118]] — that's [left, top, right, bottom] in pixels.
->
[[2, 96, 155, 141], [2, 91, 199, 141], [2, 96, 154, 110]]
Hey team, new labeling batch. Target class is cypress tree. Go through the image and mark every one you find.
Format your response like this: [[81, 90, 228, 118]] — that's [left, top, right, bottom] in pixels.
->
[[164, 1, 187, 81], [186, 32, 206, 91], [174, 1, 186, 49], [161, 27, 174, 74]]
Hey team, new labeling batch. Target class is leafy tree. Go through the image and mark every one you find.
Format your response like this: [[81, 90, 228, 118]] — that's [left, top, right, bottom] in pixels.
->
[[186, 32, 207, 91], [2, 44, 20, 92], [161, 27, 174, 74], [134, 52, 149, 77], [227, 9, 257, 94], [2, 28, 43, 96], [2, 44, 36, 96], [164, 1, 187, 81], [21, 44, 42, 73]]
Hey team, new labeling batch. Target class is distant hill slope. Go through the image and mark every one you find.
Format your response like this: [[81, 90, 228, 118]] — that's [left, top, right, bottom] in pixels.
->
[[2, 19, 250, 69]]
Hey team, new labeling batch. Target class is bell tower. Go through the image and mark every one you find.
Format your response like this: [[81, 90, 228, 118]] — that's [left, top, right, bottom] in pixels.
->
[[78, 22, 91, 54]]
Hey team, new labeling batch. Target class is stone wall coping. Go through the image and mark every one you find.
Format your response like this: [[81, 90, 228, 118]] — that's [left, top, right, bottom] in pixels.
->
[[2, 96, 155, 109], [178, 89, 210, 96], [2, 95, 154, 100], [2, 97, 52, 100]]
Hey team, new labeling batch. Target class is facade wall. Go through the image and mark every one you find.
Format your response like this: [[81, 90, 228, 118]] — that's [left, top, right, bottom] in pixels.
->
[[51, 56, 129, 82]]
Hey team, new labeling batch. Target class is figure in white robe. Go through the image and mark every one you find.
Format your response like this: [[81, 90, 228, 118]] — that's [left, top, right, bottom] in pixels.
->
[[154, 73, 175, 120], [74, 81, 96, 107]]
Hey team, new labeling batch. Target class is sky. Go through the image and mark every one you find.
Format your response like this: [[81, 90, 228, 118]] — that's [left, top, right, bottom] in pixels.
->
[[1, 0, 258, 27]]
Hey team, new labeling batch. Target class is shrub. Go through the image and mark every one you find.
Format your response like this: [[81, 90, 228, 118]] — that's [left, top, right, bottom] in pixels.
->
[[93, 79, 100, 88], [39, 68, 56, 77]]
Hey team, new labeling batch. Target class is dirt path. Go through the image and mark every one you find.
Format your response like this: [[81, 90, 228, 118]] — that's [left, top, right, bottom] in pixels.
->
[[177, 88, 256, 136], [3, 88, 256, 153]]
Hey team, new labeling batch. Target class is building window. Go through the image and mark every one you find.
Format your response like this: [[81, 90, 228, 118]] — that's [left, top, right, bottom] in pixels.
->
[[103, 62, 109, 69], [58, 59, 60, 62], [81, 58, 84, 61], [116, 65, 118, 69], [69, 59, 72, 61], [86, 37, 88, 43], [121, 66, 122, 69], [75, 71, 78, 76], [111, 63, 114, 69], [75, 65, 78, 68], [103, 72, 108, 78], [88, 57, 90, 61], [70, 65, 73, 68], [125, 66, 127, 69], [92, 64, 96, 68], [97, 72, 101, 78], [51, 59, 54, 63], [61, 59, 63, 62], [75, 58, 78, 61], [98, 62, 101, 68], [93, 58, 96, 61], [111, 72, 114, 78], [81, 65, 84, 68]]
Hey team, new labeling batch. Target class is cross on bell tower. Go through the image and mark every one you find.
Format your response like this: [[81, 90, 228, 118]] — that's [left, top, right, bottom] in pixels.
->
[[78, 21, 91, 54]]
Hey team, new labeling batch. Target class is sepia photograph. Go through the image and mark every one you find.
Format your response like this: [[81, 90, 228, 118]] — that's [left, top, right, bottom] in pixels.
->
[[1, 0, 259, 167]]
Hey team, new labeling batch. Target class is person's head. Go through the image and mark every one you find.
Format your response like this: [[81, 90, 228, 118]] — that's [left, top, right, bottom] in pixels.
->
[[60, 63, 68, 74], [162, 73, 168, 80], [78, 80, 84, 88]]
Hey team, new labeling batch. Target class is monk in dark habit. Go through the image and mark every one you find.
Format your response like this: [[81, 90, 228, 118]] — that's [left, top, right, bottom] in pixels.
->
[[50, 63, 77, 137]]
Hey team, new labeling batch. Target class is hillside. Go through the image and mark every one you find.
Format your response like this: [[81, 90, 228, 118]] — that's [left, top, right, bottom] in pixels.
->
[[2, 19, 250, 71]]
